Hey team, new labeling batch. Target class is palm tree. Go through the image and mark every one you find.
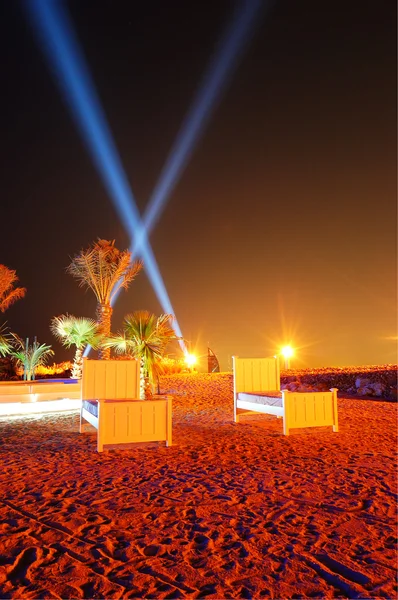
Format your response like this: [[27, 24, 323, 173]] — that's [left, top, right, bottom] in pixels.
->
[[104, 310, 181, 398], [0, 323, 13, 357], [66, 239, 143, 359], [10, 336, 54, 381], [50, 314, 103, 379], [0, 266, 26, 378], [0, 264, 26, 313]]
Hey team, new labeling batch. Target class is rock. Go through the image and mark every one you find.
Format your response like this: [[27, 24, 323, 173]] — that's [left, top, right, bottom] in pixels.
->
[[369, 382, 386, 397], [357, 386, 374, 396], [287, 383, 299, 391], [356, 377, 371, 389]]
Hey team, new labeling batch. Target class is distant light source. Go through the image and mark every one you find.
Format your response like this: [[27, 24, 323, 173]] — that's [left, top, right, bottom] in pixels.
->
[[185, 353, 197, 370], [281, 345, 294, 369]]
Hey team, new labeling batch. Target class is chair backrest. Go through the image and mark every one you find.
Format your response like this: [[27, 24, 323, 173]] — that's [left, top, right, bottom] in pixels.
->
[[233, 356, 280, 393], [82, 358, 140, 400]]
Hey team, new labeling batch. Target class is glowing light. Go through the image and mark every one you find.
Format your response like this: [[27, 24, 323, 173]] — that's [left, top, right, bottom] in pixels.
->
[[280, 345, 294, 370], [281, 345, 294, 359], [185, 353, 197, 369]]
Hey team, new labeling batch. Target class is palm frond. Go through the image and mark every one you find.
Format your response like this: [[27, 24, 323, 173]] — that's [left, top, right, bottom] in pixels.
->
[[117, 310, 181, 385], [67, 239, 142, 305], [0, 265, 26, 312], [10, 339, 54, 379], [102, 332, 136, 355], [50, 314, 103, 350], [50, 314, 76, 342], [29, 343, 54, 367], [0, 322, 13, 357]]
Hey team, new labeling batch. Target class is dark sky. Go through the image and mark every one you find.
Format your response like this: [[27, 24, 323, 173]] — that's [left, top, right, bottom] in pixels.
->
[[1, 0, 396, 371]]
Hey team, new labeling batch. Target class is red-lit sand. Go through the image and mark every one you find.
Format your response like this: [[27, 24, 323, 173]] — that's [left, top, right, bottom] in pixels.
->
[[0, 380, 396, 599]]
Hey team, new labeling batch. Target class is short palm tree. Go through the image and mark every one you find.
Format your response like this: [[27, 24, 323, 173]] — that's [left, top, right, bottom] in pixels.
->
[[10, 336, 54, 381], [104, 310, 181, 398], [50, 314, 103, 379], [0, 264, 26, 313], [66, 239, 143, 359]]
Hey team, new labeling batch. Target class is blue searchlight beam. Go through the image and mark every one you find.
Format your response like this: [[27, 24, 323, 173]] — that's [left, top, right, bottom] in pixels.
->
[[26, 0, 267, 356], [132, 0, 266, 258], [25, 0, 186, 350]]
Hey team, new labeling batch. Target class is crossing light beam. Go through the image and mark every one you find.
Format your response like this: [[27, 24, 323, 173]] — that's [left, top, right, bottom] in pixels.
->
[[24, 0, 186, 350], [132, 0, 265, 258], [25, 0, 268, 357]]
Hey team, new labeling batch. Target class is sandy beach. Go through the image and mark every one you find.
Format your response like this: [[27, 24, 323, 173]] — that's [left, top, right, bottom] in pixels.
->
[[0, 380, 396, 599]]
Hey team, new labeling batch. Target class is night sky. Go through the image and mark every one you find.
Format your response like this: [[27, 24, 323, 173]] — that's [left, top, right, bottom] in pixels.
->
[[1, 0, 396, 371]]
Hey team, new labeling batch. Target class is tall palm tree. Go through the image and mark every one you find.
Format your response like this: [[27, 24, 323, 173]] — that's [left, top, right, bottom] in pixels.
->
[[66, 239, 143, 359], [104, 310, 181, 398], [50, 314, 103, 379], [0, 264, 26, 313]]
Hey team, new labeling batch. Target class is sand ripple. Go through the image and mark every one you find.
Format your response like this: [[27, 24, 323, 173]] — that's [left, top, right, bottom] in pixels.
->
[[0, 392, 396, 599]]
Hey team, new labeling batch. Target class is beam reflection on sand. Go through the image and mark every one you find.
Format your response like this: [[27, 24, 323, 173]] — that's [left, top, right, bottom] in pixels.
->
[[0, 398, 81, 417]]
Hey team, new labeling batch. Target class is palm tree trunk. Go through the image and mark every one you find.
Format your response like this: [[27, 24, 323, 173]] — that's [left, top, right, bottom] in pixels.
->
[[140, 357, 146, 400], [97, 303, 113, 360], [72, 347, 83, 379]]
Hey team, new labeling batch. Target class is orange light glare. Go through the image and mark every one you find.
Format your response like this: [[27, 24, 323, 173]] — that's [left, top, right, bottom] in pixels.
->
[[281, 345, 294, 359], [185, 353, 197, 368]]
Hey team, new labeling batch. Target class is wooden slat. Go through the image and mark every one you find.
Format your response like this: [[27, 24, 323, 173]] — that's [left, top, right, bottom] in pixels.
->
[[233, 356, 280, 393], [82, 358, 140, 400]]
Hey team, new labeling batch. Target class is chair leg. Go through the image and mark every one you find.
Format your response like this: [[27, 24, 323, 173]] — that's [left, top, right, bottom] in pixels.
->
[[80, 413, 86, 433]]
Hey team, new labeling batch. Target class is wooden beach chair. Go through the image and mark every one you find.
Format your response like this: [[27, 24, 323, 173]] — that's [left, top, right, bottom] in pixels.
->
[[80, 358, 172, 452], [233, 356, 338, 435]]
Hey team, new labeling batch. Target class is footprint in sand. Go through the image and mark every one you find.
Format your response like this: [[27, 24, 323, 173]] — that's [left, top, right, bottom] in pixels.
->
[[192, 533, 211, 549], [142, 544, 161, 557], [198, 582, 218, 596], [6, 546, 41, 585], [221, 559, 236, 571], [182, 507, 196, 520], [189, 556, 207, 569]]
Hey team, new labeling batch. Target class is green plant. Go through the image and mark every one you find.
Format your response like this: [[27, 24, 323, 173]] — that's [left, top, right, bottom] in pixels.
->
[[0, 264, 26, 313], [66, 239, 142, 359], [104, 310, 181, 398], [0, 322, 13, 357], [11, 336, 54, 381], [50, 314, 103, 378]]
